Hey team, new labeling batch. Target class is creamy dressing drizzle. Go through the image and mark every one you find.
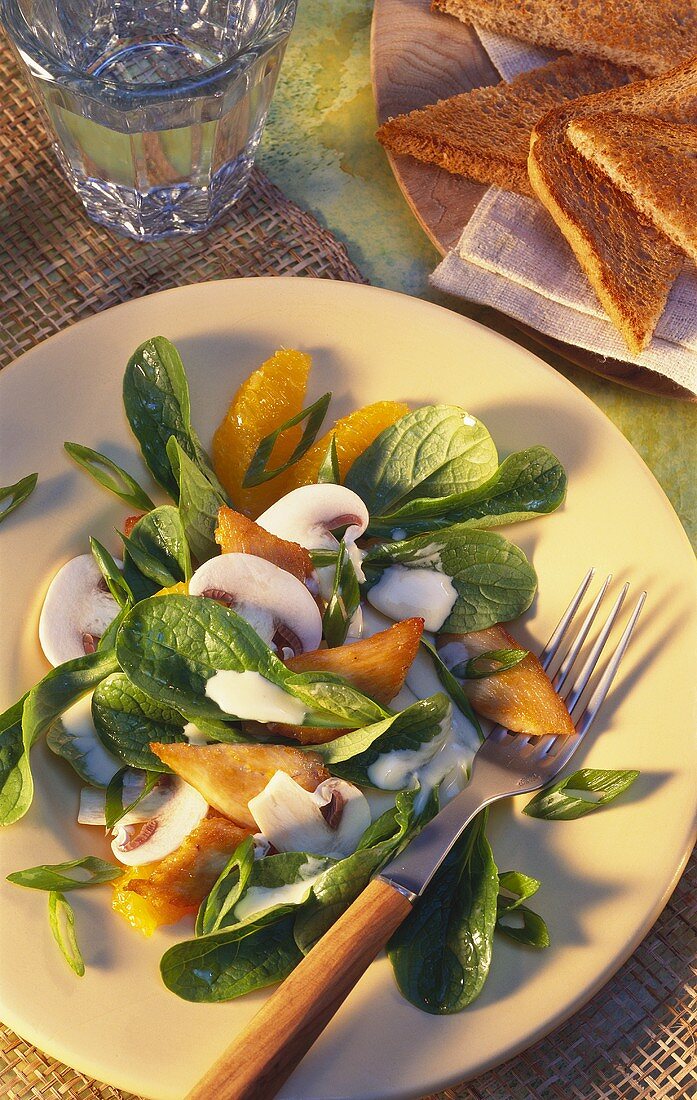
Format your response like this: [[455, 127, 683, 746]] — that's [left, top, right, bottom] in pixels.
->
[[367, 564, 457, 631], [204, 669, 307, 724], [233, 857, 328, 921], [182, 722, 208, 745]]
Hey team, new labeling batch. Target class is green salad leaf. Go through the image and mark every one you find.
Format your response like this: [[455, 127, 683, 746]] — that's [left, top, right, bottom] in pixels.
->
[[523, 768, 640, 820], [387, 810, 498, 1014], [115, 595, 387, 728], [123, 336, 226, 500], [120, 505, 191, 594], [64, 442, 154, 512], [346, 405, 498, 514], [166, 437, 227, 563], [317, 694, 450, 786], [90, 537, 133, 608], [0, 473, 38, 525], [0, 695, 31, 827], [243, 392, 331, 487], [363, 525, 537, 632], [92, 673, 191, 771], [161, 915, 303, 1002], [104, 767, 160, 830], [48, 892, 86, 976], [454, 648, 528, 680], [195, 837, 256, 937], [7, 855, 122, 891], [367, 447, 566, 535], [420, 640, 482, 739]]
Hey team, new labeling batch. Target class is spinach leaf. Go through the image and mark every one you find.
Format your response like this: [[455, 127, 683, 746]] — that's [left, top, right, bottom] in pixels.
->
[[243, 392, 331, 487], [316, 694, 450, 786], [7, 855, 122, 891], [455, 648, 528, 679], [387, 810, 498, 1014], [523, 768, 640, 820], [368, 447, 566, 535], [22, 649, 120, 757], [166, 437, 226, 564], [0, 695, 31, 827], [294, 790, 417, 954], [160, 915, 302, 1002], [345, 405, 498, 514], [90, 537, 133, 608], [0, 473, 38, 525], [48, 892, 85, 976], [120, 505, 191, 593], [317, 435, 340, 484], [46, 697, 122, 789], [196, 837, 255, 937], [363, 525, 537, 633], [123, 336, 226, 500], [104, 767, 160, 830], [92, 673, 190, 771], [322, 540, 361, 648], [225, 852, 334, 929], [64, 442, 154, 512], [420, 640, 482, 740], [115, 596, 386, 728]]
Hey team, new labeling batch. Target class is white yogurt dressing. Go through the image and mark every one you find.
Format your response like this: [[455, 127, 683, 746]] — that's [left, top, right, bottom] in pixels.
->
[[204, 669, 307, 724], [182, 722, 209, 745], [367, 564, 457, 631], [233, 856, 328, 921]]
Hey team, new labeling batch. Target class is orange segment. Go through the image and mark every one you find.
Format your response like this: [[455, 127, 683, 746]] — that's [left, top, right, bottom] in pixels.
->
[[153, 581, 189, 597], [112, 868, 191, 936], [286, 401, 409, 490], [212, 349, 312, 517]]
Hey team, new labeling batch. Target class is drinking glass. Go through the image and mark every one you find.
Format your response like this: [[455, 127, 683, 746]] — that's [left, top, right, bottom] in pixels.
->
[[1, 0, 298, 239]]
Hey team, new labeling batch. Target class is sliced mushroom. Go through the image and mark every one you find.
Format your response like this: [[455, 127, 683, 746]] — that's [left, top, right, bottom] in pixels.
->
[[248, 772, 371, 859], [188, 552, 322, 656], [110, 777, 208, 866], [256, 485, 369, 553], [39, 554, 122, 667]]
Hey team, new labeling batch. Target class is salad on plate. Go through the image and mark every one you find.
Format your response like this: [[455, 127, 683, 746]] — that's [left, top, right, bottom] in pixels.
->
[[1, 338, 639, 1012]]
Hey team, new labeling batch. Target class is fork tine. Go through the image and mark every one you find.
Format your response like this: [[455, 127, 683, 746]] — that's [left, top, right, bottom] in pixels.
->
[[573, 592, 646, 736], [563, 583, 629, 715], [552, 574, 612, 693], [539, 567, 595, 671]]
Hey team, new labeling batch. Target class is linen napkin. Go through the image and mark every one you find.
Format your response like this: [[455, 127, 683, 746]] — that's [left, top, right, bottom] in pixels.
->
[[430, 29, 697, 396]]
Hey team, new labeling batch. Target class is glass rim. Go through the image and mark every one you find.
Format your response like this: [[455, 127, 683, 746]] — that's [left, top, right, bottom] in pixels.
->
[[0, 0, 297, 104]]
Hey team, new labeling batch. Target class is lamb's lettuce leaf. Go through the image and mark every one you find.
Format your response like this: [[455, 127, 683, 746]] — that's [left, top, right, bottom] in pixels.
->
[[166, 437, 226, 564], [0, 695, 31, 827], [115, 596, 387, 728], [367, 447, 566, 535], [362, 526, 537, 633], [387, 809, 498, 1014], [123, 337, 226, 501], [120, 505, 191, 597], [345, 405, 498, 514]]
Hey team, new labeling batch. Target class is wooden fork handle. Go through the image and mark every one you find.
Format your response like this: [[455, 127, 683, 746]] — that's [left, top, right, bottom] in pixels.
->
[[186, 877, 413, 1100]]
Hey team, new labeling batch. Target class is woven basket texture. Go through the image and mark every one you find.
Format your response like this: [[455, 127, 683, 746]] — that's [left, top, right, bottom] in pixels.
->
[[1, 25, 695, 1100]]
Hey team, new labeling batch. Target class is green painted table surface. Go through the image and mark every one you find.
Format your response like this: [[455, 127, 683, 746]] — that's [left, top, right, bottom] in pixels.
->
[[257, 0, 696, 549]]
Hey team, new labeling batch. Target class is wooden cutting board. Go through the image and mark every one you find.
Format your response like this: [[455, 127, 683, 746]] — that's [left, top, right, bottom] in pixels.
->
[[371, 0, 695, 402]]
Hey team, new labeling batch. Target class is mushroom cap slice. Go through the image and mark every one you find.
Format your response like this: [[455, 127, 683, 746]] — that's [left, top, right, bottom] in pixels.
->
[[188, 552, 322, 656], [39, 553, 122, 667], [249, 773, 371, 859], [110, 777, 208, 866], [256, 484, 369, 552]]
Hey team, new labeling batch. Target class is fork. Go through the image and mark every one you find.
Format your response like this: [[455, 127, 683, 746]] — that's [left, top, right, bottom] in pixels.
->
[[187, 569, 646, 1100]]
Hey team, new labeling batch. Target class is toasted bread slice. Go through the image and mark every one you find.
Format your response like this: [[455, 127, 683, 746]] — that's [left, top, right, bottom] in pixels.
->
[[567, 115, 697, 264], [377, 56, 635, 195], [431, 0, 697, 77], [438, 626, 575, 736], [150, 742, 329, 828], [528, 58, 697, 352]]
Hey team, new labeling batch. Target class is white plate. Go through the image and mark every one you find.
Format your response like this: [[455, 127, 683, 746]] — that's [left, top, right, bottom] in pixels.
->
[[0, 278, 695, 1100]]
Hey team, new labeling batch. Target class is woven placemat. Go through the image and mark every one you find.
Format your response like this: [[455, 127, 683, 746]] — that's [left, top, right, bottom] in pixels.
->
[[0, 37, 364, 371], [1, 29, 695, 1100]]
